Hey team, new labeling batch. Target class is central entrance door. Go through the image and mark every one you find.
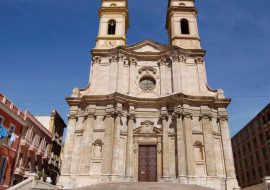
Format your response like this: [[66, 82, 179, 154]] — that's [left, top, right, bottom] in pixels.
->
[[138, 145, 157, 182]]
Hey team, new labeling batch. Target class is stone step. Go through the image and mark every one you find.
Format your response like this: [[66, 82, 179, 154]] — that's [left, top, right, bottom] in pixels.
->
[[75, 182, 215, 190]]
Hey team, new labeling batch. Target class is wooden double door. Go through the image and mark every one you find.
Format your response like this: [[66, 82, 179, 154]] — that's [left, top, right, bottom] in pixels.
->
[[138, 145, 157, 182]]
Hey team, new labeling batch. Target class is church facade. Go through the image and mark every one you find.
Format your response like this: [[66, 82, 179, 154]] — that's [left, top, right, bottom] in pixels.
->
[[58, 0, 240, 190]]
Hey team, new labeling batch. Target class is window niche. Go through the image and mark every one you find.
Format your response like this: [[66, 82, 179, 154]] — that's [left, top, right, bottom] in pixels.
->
[[108, 20, 116, 35], [194, 140, 204, 161], [93, 139, 103, 159], [180, 19, 190, 35]]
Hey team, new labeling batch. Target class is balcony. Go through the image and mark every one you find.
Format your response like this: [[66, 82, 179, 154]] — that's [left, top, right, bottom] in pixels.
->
[[28, 144, 38, 155], [36, 148, 45, 157], [14, 165, 25, 175], [20, 138, 31, 150]]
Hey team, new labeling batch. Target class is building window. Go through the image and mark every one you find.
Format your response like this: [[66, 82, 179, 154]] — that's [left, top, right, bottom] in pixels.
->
[[250, 156, 254, 166], [108, 20, 116, 35], [0, 156, 8, 184], [180, 19, 190, 34], [243, 145, 246, 155], [252, 168, 256, 179], [256, 151, 260, 163], [0, 117, 3, 126], [258, 166, 263, 178], [266, 130, 270, 141], [259, 133, 265, 145], [139, 76, 156, 91], [263, 148, 267, 160], [248, 142, 252, 152], [253, 137, 257, 148]]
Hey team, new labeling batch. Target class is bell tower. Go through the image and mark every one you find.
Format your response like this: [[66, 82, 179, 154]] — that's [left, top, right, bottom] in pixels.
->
[[95, 0, 129, 49], [166, 0, 201, 49]]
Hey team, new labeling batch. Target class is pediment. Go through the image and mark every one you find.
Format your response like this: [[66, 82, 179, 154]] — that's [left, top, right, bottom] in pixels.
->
[[126, 40, 168, 53], [134, 45, 160, 53]]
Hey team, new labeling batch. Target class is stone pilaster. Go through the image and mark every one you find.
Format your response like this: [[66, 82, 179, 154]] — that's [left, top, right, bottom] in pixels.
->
[[160, 108, 170, 180], [171, 55, 181, 93], [109, 55, 118, 92], [195, 57, 207, 92], [125, 114, 135, 180], [61, 112, 77, 174], [102, 107, 115, 175], [218, 116, 236, 178], [129, 57, 137, 95], [174, 110, 187, 183], [201, 113, 216, 176], [159, 58, 168, 96], [157, 141, 162, 182], [71, 116, 84, 174], [80, 106, 96, 174], [182, 111, 195, 177], [112, 104, 123, 175], [118, 54, 127, 93]]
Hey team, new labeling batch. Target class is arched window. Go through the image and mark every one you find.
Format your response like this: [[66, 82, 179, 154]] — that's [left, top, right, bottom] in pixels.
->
[[180, 19, 190, 34], [108, 20, 116, 35]]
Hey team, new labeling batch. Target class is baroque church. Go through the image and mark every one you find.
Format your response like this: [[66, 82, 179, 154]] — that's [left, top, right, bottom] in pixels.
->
[[58, 0, 240, 189]]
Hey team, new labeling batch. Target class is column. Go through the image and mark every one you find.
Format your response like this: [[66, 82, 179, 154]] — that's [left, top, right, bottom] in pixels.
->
[[176, 114, 187, 183], [219, 116, 236, 178], [183, 113, 195, 176], [125, 115, 135, 180], [161, 115, 170, 179], [129, 57, 137, 95], [159, 58, 168, 96], [61, 115, 77, 174], [80, 113, 95, 174], [102, 112, 115, 175], [201, 114, 216, 176], [111, 113, 121, 175]]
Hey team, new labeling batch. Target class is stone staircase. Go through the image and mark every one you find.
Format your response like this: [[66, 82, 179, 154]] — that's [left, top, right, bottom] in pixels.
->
[[75, 182, 215, 190]]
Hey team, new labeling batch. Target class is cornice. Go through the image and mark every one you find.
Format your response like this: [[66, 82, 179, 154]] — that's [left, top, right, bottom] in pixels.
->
[[66, 92, 231, 109], [91, 41, 205, 62]]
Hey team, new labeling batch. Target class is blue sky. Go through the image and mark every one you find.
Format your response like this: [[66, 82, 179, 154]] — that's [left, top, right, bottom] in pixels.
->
[[0, 0, 269, 136]]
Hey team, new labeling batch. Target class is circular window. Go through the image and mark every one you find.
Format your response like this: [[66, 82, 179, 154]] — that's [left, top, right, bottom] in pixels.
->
[[139, 76, 156, 91]]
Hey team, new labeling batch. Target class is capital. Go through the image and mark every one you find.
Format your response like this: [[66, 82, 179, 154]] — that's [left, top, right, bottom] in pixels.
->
[[92, 56, 102, 64], [129, 57, 137, 66], [217, 116, 228, 122], [109, 55, 118, 63], [195, 57, 204, 64], [158, 58, 167, 66], [199, 113, 213, 120], [179, 55, 186, 63]]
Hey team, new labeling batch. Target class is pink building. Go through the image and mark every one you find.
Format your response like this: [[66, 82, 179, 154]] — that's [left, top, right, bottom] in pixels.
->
[[0, 93, 25, 190], [13, 111, 51, 184]]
